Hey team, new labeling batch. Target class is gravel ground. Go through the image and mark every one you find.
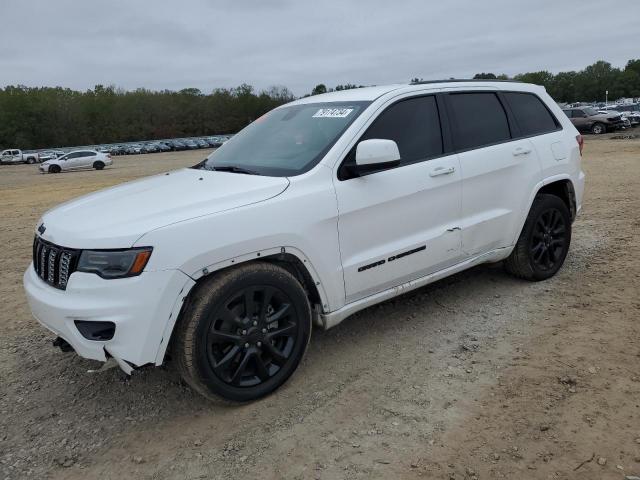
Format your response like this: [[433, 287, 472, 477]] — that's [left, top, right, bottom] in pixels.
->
[[0, 138, 639, 480]]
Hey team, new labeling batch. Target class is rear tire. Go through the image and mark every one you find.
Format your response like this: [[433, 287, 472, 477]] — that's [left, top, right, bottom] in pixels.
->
[[591, 122, 606, 135], [93, 161, 105, 170], [48, 164, 61, 174], [505, 194, 571, 281], [173, 262, 312, 402], [26, 157, 36, 164]]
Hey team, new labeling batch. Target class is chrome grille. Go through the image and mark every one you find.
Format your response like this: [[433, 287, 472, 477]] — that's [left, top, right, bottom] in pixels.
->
[[33, 236, 79, 290]]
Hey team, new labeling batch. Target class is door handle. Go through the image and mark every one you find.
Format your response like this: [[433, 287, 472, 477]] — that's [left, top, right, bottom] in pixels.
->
[[429, 166, 456, 177], [512, 146, 532, 156]]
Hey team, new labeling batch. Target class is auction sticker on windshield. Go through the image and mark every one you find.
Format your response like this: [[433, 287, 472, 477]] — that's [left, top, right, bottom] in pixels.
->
[[313, 108, 354, 118]]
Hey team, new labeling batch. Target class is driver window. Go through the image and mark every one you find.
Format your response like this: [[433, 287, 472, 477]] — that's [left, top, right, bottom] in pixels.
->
[[339, 95, 443, 179]]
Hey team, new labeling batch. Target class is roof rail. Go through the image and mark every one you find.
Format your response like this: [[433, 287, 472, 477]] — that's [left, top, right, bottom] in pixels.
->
[[409, 78, 522, 85]]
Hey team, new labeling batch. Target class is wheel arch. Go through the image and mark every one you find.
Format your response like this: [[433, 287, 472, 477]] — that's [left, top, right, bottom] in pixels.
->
[[510, 176, 577, 247], [537, 178, 577, 222], [154, 247, 328, 366]]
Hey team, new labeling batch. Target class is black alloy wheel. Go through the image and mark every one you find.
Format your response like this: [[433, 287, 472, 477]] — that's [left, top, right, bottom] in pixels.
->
[[530, 207, 567, 272], [205, 286, 299, 388], [174, 262, 312, 402], [505, 194, 572, 281]]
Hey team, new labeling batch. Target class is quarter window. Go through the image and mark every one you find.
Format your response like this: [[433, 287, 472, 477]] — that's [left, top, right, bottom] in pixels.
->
[[448, 93, 511, 150], [504, 92, 559, 136], [360, 95, 443, 165]]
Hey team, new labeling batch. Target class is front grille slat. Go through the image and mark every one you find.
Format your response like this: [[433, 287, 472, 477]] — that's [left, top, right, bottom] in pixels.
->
[[32, 236, 79, 290], [40, 245, 48, 280]]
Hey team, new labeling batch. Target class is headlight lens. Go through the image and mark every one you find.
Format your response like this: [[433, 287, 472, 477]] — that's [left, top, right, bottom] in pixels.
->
[[77, 248, 152, 279]]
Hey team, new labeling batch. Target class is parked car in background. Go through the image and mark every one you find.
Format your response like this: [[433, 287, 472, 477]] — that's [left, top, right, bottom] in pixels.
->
[[39, 150, 112, 173], [627, 112, 640, 127], [157, 142, 171, 152], [165, 140, 187, 151], [141, 143, 160, 154], [0, 149, 39, 164], [195, 139, 209, 148], [24, 81, 584, 402], [125, 144, 143, 155], [562, 107, 624, 134], [183, 139, 198, 149], [601, 106, 640, 127], [205, 137, 222, 147], [37, 151, 59, 162]]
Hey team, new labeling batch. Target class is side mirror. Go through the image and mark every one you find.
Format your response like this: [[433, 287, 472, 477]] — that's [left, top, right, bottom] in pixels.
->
[[355, 139, 401, 171]]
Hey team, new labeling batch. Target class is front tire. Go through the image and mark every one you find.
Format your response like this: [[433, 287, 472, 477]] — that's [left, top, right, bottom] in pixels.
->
[[591, 122, 606, 135], [505, 194, 571, 281], [173, 263, 312, 402], [48, 164, 61, 174]]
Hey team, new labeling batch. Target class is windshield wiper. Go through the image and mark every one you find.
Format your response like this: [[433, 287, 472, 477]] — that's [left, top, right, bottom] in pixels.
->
[[212, 165, 261, 175]]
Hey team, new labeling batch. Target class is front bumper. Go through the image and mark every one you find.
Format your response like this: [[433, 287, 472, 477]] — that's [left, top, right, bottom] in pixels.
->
[[23, 264, 193, 368]]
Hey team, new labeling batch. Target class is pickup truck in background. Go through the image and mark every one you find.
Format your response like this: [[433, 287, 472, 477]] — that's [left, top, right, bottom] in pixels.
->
[[0, 149, 40, 164]]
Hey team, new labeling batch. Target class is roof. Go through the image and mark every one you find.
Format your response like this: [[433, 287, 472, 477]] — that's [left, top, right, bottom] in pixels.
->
[[290, 80, 539, 105]]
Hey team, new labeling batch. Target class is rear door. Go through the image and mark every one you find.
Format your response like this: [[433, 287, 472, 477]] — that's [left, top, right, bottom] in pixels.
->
[[335, 94, 463, 304], [502, 91, 566, 182], [570, 109, 588, 130], [444, 91, 542, 256]]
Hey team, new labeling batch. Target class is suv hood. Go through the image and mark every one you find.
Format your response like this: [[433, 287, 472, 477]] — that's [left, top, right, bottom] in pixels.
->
[[38, 168, 289, 249]]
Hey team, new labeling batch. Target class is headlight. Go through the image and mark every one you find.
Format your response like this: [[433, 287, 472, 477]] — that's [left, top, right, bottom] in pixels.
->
[[77, 248, 152, 279]]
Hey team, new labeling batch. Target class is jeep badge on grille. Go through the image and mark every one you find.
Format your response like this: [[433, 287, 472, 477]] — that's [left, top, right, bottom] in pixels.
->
[[37, 223, 46, 234]]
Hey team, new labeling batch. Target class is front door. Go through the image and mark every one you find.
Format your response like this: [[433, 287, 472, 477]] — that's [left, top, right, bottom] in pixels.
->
[[334, 95, 463, 304]]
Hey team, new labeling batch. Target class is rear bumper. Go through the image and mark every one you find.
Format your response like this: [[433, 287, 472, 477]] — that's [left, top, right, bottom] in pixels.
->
[[23, 265, 193, 367]]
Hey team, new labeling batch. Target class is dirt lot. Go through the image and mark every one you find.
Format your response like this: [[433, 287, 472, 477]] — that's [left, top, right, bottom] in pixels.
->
[[1, 138, 639, 480]]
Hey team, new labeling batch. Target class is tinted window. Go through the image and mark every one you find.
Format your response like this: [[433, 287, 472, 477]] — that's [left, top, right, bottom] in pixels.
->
[[197, 101, 369, 176], [504, 92, 559, 136], [573, 109, 585, 117], [448, 93, 511, 150], [360, 95, 443, 164], [563, 110, 572, 118]]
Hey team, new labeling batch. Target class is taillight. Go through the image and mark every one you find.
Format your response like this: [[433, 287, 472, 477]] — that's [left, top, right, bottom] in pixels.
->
[[576, 134, 583, 156]]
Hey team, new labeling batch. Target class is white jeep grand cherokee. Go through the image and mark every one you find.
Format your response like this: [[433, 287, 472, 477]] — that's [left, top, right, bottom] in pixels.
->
[[24, 80, 585, 402]]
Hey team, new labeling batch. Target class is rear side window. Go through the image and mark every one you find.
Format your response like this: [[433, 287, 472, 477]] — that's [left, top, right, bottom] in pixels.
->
[[361, 95, 443, 164], [563, 110, 572, 118], [504, 92, 559, 136], [448, 93, 511, 150]]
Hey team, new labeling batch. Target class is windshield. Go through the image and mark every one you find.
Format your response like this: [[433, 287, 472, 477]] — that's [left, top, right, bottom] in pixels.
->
[[583, 107, 599, 116], [194, 101, 370, 176]]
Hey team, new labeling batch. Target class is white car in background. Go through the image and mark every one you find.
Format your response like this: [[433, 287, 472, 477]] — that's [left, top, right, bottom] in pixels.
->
[[39, 150, 112, 174]]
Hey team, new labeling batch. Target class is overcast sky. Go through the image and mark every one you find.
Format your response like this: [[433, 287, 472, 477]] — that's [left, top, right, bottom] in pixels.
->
[[1, 0, 639, 96]]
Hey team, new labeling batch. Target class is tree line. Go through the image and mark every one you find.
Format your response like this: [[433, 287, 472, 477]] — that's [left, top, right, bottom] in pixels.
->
[[472, 59, 640, 103], [0, 84, 294, 150], [1, 59, 638, 150]]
